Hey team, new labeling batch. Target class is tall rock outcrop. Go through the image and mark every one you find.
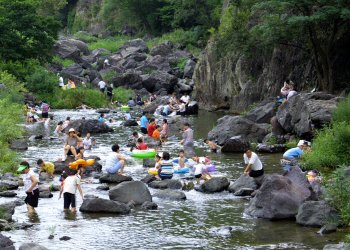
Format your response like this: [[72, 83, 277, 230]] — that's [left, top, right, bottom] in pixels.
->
[[193, 40, 317, 112]]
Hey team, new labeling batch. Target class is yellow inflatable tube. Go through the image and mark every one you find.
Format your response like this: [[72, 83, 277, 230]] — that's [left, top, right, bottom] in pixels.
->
[[69, 158, 95, 169], [148, 168, 158, 175]]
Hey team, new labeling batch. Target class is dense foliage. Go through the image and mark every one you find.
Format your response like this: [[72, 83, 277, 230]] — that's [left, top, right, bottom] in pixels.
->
[[214, 0, 350, 93], [0, 72, 25, 173]]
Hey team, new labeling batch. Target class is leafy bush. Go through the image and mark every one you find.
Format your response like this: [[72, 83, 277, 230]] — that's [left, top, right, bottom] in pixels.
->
[[303, 123, 350, 169], [285, 138, 299, 150], [0, 59, 40, 82], [324, 165, 350, 224], [73, 32, 98, 43], [101, 70, 119, 82], [43, 88, 109, 109], [113, 87, 134, 104], [333, 96, 350, 124], [26, 66, 59, 94]]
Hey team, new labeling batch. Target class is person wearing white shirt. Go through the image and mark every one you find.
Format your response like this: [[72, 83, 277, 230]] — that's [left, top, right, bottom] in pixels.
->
[[180, 94, 190, 105], [243, 148, 264, 178], [98, 80, 106, 93], [83, 132, 92, 150]]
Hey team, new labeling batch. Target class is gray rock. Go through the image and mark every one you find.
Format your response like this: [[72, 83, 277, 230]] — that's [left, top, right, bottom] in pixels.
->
[[99, 175, 132, 184], [143, 96, 169, 113], [323, 242, 349, 250], [84, 194, 99, 199], [96, 109, 110, 114], [96, 184, 109, 191], [59, 236, 71, 241], [317, 224, 337, 235], [143, 159, 156, 168], [210, 226, 233, 236], [153, 190, 186, 200], [199, 177, 230, 193], [141, 201, 158, 210], [53, 39, 89, 62], [177, 79, 193, 92], [39, 190, 53, 199], [221, 136, 250, 153], [123, 120, 138, 127], [60, 64, 84, 79], [245, 174, 312, 219], [256, 143, 285, 153], [228, 175, 258, 193], [183, 59, 196, 78], [0, 233, 15, 250], [0, 202, 15, 222], [80, 198, 130, 214], [296, 201, 342, 227], [119, 39, 149, 57], [245, 100, 276, 124], [184, 101, 199, 115], [142, 71, 177, 94], [233, 188, 255, 196], [112, 72, 143, 89], [141, 174, 156, 184], [150, 43, 173, 57], [10, 139, 28, 150], [208, 116, 270, 145], [109, 181, 152, 205], [65, 119, 113, 135], [148, 179, 182, 190], [0, 191, 17, 197], [285, 166, 313, 201], [19, 243, 48, 250]]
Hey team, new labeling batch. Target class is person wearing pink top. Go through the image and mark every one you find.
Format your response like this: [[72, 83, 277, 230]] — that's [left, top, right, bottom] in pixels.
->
[[161, 119, 169, 143]]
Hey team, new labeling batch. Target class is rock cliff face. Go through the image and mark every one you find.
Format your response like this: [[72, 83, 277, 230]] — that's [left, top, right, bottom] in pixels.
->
[[193, 39, 317, 113]]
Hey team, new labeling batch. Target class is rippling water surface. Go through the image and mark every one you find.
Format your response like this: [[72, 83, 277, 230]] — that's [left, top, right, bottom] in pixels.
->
[[1, 109, 346, 249]]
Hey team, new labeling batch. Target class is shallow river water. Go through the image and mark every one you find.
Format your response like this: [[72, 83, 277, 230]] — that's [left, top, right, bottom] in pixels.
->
[[1, 109, 346, 249]]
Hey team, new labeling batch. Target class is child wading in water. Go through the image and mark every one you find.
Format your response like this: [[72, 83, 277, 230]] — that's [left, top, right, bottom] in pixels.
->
[[59, 169, 84, 213]]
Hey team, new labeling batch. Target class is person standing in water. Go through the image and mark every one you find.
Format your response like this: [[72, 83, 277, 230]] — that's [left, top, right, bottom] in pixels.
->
[[60, 169, 84, 213], [18, 161, 39, 214], [243, 148, 264, 178]]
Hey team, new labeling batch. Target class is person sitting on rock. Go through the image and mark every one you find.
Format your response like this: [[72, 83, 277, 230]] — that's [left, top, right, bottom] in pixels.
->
[[64, 128, 83, 160], [136, 94, 144, 106], [147, 118, 157, 137], [177, 100, 186, 116], [169, 92, 177, 106], [204, 139, 221, 153], [243, 148, 264, 178], [152, 125, 161, 141], [62, 117, 71, 130], [160, 119, 169, 142], [135, 138, 148, 150], [98, 114, 105, 123], [155, 152, 174, 180], [127, 98, 136, 107], [83, 132, 92, 150], [180, 93, 190, 106], [105, 144, 126, 175], [37, 159, 55, 179], [124, 112, 132, 121], [193, 156, 211, 184], [161, 102, 172, 116], [280, 80, 293, 97]]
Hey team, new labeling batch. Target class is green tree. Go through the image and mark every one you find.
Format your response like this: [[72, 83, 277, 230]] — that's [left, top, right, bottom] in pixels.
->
[[0, 0, 61, 62], [250, 0, 350, 92]]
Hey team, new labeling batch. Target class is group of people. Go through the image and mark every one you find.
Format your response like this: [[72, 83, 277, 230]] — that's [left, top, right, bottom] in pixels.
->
[[25, 101, 50, 124]]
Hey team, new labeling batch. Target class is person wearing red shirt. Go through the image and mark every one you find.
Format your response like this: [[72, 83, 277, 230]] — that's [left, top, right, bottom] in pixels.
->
[[147, 118, 157, 136], [136, 138, 148, 150]]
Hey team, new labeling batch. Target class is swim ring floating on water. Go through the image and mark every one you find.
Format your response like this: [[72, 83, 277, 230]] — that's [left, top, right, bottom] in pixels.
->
[[148, 168, 158, 175], [69, 158, 95, 169], [121, 106, 130, 111], [131, 149, 157, 159]]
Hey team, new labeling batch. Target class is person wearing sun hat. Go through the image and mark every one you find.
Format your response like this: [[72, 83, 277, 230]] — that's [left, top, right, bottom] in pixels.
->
[[64, 128, 82, 160], [17, 161, 39, 214], [283, 140, 309, 161]]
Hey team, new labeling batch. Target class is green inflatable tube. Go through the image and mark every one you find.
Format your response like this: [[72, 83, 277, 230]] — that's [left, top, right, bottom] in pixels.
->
[[121, 106, 130, 111], [131, 149, 157, 159]]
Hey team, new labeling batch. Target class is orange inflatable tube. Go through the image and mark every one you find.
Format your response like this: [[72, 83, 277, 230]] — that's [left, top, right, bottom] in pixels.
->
[[69, 159, 95, 169]]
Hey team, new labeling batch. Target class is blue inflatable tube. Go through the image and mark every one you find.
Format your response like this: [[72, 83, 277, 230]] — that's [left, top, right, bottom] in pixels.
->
[[173, 167, 190, 174]]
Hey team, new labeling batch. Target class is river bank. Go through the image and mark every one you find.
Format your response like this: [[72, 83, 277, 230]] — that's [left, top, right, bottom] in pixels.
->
[[0, 109, 348, 249]]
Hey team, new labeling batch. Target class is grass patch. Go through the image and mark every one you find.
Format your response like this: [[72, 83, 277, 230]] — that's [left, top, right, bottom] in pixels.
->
[[101, 70, 119, 82], [73, 32, 98, 43], [113, 87, 134, 104], [52, 56, 75, 68], [285, 138, 299, 149], [87, 35, 129, 52]]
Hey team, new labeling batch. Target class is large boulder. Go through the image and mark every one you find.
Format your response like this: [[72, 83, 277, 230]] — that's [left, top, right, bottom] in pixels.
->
[[245, 174, 312, 219], [221, 136, 250, 153], [184, 101, 199, 115], [60, 64, 84, 79], [123, 120, 138, 127], [80, 198, 130, 214], [143, 96, 169, 113], [142, 71, 177, 93], [10, 139, 28, 151], [138, 55, 171, 73], [141, 174, 157, 184], [153, 190, 186, 200], [198, 177, 230, 193], [276, 92, 340, 138], [208, 116, 270, 145], [65, 119, 113, 135], [228, 174, 258, 193], [323, 242, 348, 250], [150, 43, 173, 57], [0, 203, 15, 222], [0, 180, 19, 191], [109, 181, 152, 205], [112, 72, 143, 89], [19, 243, 48, 250], [99, 175, 132, 184], [53, 39, 89, 62], [0, 233, 15, 250], [118, 39, 149, 58], [0, 191, 16, 197], [285, 166, 313, 201], [256, 143, 285, 153], [183, 59, 196, 78], [148, 179, 182, 190], [245, 100, 276, 124], [296, 201, 342, 227]]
